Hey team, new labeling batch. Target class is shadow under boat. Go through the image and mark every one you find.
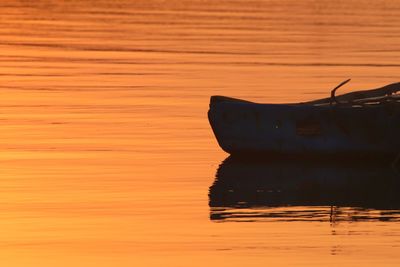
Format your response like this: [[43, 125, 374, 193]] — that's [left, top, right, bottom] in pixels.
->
[[209, 156, 400, 222]]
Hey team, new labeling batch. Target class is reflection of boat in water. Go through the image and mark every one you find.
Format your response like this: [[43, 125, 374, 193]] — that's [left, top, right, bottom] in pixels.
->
[[209, 157, 400, 222]]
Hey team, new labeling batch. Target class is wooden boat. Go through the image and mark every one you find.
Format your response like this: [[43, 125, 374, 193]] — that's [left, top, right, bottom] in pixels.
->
[[208, 80, 400, 158]]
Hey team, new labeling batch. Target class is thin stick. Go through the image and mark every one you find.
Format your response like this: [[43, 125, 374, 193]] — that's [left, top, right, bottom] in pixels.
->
[[330, 79, 351, 106]]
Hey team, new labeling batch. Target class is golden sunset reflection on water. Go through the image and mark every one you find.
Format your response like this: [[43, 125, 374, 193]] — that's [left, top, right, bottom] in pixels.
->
[[1, 0, 400, 266]]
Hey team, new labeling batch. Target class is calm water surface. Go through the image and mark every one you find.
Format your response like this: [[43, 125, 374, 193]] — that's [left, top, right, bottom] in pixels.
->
[[1, 0, 400, 266]]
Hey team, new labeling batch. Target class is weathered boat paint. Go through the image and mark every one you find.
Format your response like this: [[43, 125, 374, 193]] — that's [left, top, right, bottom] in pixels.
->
[[208, 95, 400, 156]]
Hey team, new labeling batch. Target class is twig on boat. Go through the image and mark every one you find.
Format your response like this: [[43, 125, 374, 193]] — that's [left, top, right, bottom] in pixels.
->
[[330, 79, 351, 106], [306, 81, 400, 106]]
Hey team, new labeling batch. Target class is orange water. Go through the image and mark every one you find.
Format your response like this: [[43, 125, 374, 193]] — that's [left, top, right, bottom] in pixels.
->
[[1, 0, 400, 266]]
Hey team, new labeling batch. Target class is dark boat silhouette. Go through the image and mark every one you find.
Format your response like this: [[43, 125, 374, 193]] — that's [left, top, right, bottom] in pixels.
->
[[209, 157, 400, 222], [208, 81, 400, 158]]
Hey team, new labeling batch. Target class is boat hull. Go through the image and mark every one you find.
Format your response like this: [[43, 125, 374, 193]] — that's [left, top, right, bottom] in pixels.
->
[[208, 96, 400, 157]]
